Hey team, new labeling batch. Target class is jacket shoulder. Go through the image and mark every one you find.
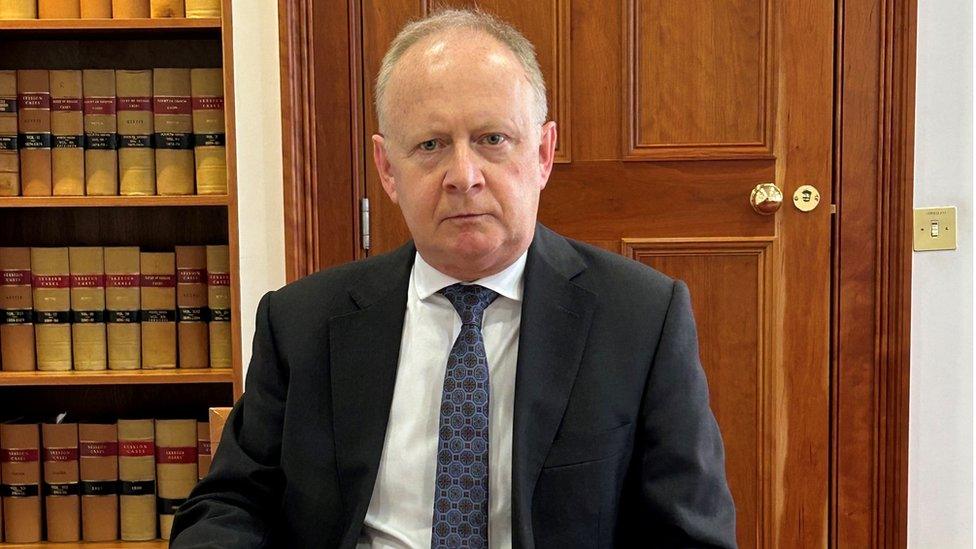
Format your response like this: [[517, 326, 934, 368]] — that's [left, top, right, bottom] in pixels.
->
[[565, 237, 676, 297]]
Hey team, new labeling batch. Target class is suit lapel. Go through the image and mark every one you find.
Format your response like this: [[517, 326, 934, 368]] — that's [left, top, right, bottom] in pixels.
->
[[511, 225, 597, 548]]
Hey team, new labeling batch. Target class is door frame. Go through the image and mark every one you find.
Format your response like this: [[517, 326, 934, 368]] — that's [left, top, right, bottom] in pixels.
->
[[276, 0, 916, 545]]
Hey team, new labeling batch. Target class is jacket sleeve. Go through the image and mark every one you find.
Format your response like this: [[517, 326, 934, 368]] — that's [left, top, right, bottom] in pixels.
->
[[169, 291, 287, 548], [637, 279, 737, 548]]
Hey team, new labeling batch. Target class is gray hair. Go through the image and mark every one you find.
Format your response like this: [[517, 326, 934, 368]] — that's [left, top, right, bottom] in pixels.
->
[[374, 8, 549, 133]]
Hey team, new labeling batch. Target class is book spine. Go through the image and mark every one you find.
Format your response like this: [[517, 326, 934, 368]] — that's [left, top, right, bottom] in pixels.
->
[[150, 0, 184, 18], [176, 246, 209, 368], [116, 70, 155, 196], [0, 70, 19, 196], [153, 68, 194, 195], [50, 70, 85, 196], [69, 247, 107, 371], [17, 70, 52, 196], [1, 424, 42, 543], [196, 421, 210, 479], [83, 69, 118, 196], [155, 419, 196, 540], [207, 245, 231, 369], [31, 247, 72, 371], [39, 0, 81, 18], [140, 252, 176, 369], [117, 419, 156, 541], [105, 247, 141, 370], [0, 0, 37, 19], [0, 247, 35, 371], [185, 0, 219, 18], [80, 0, 112, 18], [79, 423, 119, 542], [41, 423, 80, 542], [112, 0, 149, 18], [190, 68, 226, 195]]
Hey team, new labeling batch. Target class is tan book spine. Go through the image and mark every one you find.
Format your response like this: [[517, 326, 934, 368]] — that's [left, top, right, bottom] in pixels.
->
[[185, 0, 218, 18], [79, 423, 118, 542], [196, 421, 210, 479], [0, 0, 37, 19], [150, 0, 183, 18], [83, 69, 118, 196], [39, 0, 81, 18], [117, 419, 156, 541], [176, 246, 208, 369], [0, 247, 35, 371], [42, 422, 80, 542], [105, 247, 141, 370], [31, 247, 72, 371], [116, 70, 155, 195], [207, 245, 231, 369], [140, 252, 176, 369], [17, 70, 52, 196], [112, 0, 149, 18], [50, 70, 85, 196], [153, 68, 194, 195], [190, 68, 225, 195], [0, 71, 19, 196], [1, 424, 41, 543], [69, 247, 107, 370], [155, 419, 196, 540], [80, 0, 112, 17]]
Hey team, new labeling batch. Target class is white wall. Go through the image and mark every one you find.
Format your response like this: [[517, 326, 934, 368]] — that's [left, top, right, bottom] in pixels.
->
[[230, 0, 286, 378], [908, 0, 974, 547]]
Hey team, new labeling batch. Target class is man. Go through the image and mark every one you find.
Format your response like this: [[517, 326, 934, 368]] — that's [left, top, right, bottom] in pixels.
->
[[170, 9, 735, 549]]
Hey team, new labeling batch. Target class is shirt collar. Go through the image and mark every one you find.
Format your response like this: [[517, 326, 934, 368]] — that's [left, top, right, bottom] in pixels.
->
[[413, 249, 528, 303]]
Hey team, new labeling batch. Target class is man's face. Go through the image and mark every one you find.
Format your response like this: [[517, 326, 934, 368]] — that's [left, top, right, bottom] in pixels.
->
[[372, 31, 557, 280]]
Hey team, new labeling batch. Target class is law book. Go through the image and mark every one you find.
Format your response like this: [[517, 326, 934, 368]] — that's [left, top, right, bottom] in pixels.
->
[[39, 0, 81, 18], [50, 69, 85, 196], [0, 247, 35, 371], [105, 247, 141, 370], [153, 68, 194, 195], [112, 0, 149, 18], [0, 70, 18, 196], [79, 423, 118, 542], [150, 0, 184, 18], [207, 245, 231, 369], [80, 0, 112, 17], [32, 247, 72, 371], [117, 419, 156, 541], [185, 0, 219, 18], [176, 246, 209, 368], [190, 68, 226, 195], [196, 421, 210, 479], [69, 247, 107, 371], [41, 422, 80, 542], [141, 252, 176, 369], [0, 423, 41, 543], [155, 419, 196, 540], [116, 70, 155, 195], [0, 0, 36, 19], [17, 70, 52, 196], [83, 69, 118, 196]]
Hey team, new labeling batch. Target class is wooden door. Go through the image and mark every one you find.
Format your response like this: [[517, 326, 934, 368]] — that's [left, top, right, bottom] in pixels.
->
[[358, 1, 832, 546]]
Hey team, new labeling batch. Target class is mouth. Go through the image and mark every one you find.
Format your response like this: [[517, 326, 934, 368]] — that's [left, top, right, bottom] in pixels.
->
[[445, 213, 487, 221]]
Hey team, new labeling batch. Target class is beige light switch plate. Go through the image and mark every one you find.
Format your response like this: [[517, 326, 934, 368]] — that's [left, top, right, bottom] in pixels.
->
[[913, 206, 957, 251]]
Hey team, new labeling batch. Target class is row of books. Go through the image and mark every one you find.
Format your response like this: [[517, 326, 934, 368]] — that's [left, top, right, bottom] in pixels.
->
[[0, 418, 211, 543], [0, 0, 219, 19], [0, 245, 231, 372], [0, 68, 226, 197]]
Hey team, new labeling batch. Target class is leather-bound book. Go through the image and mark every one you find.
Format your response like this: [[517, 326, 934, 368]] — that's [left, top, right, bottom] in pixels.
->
[[112, 0, 149, 18], [196, 421, 210, 479], [117, 419, 156, 541], [31, 247, 72, 371], [39, 0, 81, 18], [105, 247, 140, 370], [80, 0, 112, 17], [1, 423, 41, 543], [17, 70, 52, 196], [155, 418, 196, 540], [0, 248, 35, 371], [41, 422, 80, 542], [0, 0, 37, 18], [153, 68, 194, 195], [190, 68, 225, 194], [69, 247, 106, 371], [207, 245, 231, 369], [79, 423, 118, 542], [116, 70, 155, 195], [150, 0, 184, 18], [83, 69, 118, 196], [0, 71, 19, 196], [176, 246, 208, 368], [140, 252, 176, 369], [186, 0, 219, 18], [50, 70, 85, 196]]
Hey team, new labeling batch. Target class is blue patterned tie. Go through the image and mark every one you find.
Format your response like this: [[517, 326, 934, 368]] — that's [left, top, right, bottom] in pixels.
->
[[431, 283, 499, 549]]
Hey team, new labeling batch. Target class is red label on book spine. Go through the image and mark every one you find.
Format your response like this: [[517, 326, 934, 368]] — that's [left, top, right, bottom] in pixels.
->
[[44, 447, 79, 462], [156, 446, 197, 464], [207, 273, 230, 286], [33, 274, 70, 288], [70, 274, 105, 288], [117, 97, 151, 111], [80, 441, 118, 457], [1, 269, 31, 286], [83, 97, 117, 116], [51, 98, 82, 112], [1, 448, 40, 463], [197, 441, 211, 456], [177, 268, 206, 285], [19, 93, 51, 110], [106, 274, 139, 288], [191, 97, 224, 111], [154, 96, 191, 115], [118, 440, 154, 457], [140, 274, 176, 288]]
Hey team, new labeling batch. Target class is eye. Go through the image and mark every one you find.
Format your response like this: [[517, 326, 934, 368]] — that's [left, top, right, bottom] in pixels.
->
[[481, 133, 506, 146], [418, 139, 439, 152]]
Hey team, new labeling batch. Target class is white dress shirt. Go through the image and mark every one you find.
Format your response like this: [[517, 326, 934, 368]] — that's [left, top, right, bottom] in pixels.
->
[[357, 250, 527, 549]]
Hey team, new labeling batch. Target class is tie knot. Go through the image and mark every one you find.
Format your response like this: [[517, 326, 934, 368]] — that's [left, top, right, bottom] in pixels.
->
[[439, 283, 499, 326]]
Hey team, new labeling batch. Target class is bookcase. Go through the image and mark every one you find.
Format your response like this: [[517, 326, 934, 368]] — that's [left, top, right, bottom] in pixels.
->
[[0, 1, 242, 546]]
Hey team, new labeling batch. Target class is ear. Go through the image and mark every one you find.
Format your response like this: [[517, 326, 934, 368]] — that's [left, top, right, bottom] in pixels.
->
[[372, 134, 398, 204], [537, 121, 557, 189]]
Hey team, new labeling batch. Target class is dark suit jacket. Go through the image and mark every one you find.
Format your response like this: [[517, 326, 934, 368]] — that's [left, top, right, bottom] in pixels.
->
[[170, 223, 736, 548]]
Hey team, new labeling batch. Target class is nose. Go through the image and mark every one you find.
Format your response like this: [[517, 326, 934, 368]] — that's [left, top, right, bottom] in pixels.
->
[[442, 142, 485, 193]]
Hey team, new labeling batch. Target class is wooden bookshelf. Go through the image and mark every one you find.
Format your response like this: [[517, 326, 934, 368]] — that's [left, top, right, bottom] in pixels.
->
[[0, 195, 228, 208], [0, 17, 220, 33], [0, 368, 234, 386], [1, 541, 166, 548]]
